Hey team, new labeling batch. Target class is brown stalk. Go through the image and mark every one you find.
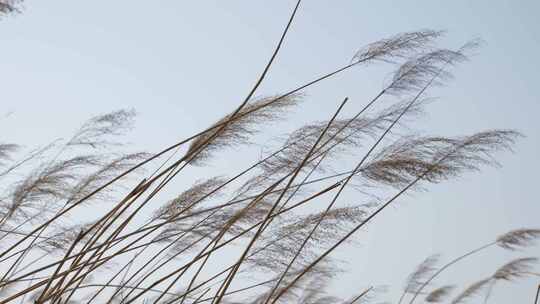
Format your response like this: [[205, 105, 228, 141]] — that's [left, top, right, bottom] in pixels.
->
[[348, 286, 374, 304], [43, 179, 153, 303], [0, 180, 341, 304], [91, 207, 221, 304], [34, 230, 84, 303], [194, 279, 277, 304], [59, 171, 181, 302], [110, 224, 213, 303], [127, 177, 297, 303], [152, 181, 283, 304]]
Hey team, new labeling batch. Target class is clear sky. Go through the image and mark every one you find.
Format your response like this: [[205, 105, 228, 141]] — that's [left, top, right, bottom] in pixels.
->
[[1, 1, 539, 303]]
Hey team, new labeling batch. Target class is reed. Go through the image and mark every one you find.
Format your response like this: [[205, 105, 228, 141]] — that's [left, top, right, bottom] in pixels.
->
[[0, 2, 537, 303]]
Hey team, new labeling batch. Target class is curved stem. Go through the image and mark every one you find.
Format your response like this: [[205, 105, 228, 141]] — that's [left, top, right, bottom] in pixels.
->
[[408, 241, 496, 304]]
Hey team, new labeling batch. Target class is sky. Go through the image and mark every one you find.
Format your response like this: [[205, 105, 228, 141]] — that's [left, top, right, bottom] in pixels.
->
[[1, 0, 540, 303]]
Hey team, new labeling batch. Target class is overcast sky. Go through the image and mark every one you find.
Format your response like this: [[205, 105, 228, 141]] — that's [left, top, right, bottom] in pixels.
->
[[1, 1, 539, 303]]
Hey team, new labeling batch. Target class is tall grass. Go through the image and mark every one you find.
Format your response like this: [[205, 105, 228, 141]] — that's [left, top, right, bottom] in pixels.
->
[[1, 1, 538, 303]]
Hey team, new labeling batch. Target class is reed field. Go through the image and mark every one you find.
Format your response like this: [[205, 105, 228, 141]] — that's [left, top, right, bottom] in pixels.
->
[[1, 1, 538, 303]]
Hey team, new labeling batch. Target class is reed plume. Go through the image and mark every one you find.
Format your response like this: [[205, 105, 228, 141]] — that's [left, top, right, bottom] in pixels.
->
[[451, 278, 491, 304], [424, 285, 455, 303], [186, 94, 303, 166]]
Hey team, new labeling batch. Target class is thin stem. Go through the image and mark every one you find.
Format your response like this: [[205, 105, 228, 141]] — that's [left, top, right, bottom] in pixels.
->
[[349, 286, 373, 304], [408, 242, 496, 304]]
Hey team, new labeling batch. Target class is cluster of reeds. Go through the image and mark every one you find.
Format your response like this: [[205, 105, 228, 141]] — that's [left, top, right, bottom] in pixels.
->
[[1, 1, 538, 303]]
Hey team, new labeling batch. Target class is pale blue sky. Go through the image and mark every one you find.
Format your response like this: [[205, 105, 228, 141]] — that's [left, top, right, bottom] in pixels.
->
[[1, 1, 539, 303]]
